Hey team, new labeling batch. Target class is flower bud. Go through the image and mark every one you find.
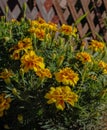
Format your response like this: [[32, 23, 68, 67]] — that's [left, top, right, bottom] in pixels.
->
[[12, 88, 19, 96], [57, 55, 64, 67], [3, 37, 10, 42], [17, 114, 23, 124]]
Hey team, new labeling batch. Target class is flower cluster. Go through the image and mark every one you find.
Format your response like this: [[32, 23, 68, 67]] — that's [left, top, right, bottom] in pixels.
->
[[0, 93, 11, 117], [0, 17, 107, 130]]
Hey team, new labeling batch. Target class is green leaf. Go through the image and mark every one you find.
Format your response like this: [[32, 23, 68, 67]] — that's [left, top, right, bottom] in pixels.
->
[[74, 12, 88, 26], [95, 32, 104, 42]]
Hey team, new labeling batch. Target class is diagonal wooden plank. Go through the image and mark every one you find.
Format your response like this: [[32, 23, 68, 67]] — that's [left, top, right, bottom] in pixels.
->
[[80, 0, 96, 38], [10, 5, 21, 19], [67, 0, 84, 37], [53, 0, 67, 24], [0, 0, 12, 20], [103, 0, 107, 11]]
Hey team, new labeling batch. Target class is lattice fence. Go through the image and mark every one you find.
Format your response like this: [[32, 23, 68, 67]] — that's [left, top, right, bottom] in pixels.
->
[[0, 0, 107, 41], [54, 0, 107, 41]]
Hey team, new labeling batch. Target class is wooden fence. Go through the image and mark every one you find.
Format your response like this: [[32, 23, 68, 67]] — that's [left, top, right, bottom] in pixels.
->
[[0, 0, 107, 41]]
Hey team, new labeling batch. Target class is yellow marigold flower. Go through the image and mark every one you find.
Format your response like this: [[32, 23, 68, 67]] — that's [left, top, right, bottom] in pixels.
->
[[34, 28, 45, 41], [10, 38, 32, 60], [30, 20, 38, 27], [29, 28, 45, 41], [59, 24, 77, 36], [11, 50, 20, 60], [45, 86, 78, 110], [98, 60, 107, 74], [37, 17, 46, 24], [48, 22, 58, 32], [10, 38, 32, 52], [0, 69, 13, 79], [98, 60, 106, 68], [30, 18, 46, 29], [103, 66, 107, 74], [76, 52, 92, 64], [0, 93, 11, 117], [23, 37, 32, 43], [29, 26, 36, 33], [20, 51, 45, 72], [39, 22, 48, 29], [0, 69, 14, 84], [36, 68, 52, 78], [89, 40, 104, 51], [55, 67, 79, 86], [18, 38, 32, 52]]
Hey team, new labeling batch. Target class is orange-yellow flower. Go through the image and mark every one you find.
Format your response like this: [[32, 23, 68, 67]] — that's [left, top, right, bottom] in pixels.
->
[[30, 20, 38, 27], [76, 52, 92, 64], [89, 40, 104, 51], [98, 60, 107, 74], [10, 38, 33, 60], [0, 93, 11, 117], [10, 38, 32, 52], [45, 86, 78, 110], [18, 38, 32, 51], [20, 51, 45, 72], [36, 68, 52, 79], [98, 60, 106, 68], [30, 17, 46, 27], [11, 50, 20, 60], [37, 17, 46, 24], [55, 67, 79, 86], [34, 29, 45, 41], [59, 24, 77, 36], [0, 69, 14, 84], [29, 26, 45, 41], [29, 26, 36, 33], [48, 22, 58, 32], [103, 66, 107, 74]]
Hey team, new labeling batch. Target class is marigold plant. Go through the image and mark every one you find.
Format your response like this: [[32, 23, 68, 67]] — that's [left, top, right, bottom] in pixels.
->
[[0, 17, 107, 130]]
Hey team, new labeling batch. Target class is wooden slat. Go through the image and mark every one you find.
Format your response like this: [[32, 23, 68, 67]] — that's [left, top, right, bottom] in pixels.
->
[[103, 0, 107, 10], [53, 0, 67, 24], [67, 0, 84, 37], [80, 0, 96, 38]]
